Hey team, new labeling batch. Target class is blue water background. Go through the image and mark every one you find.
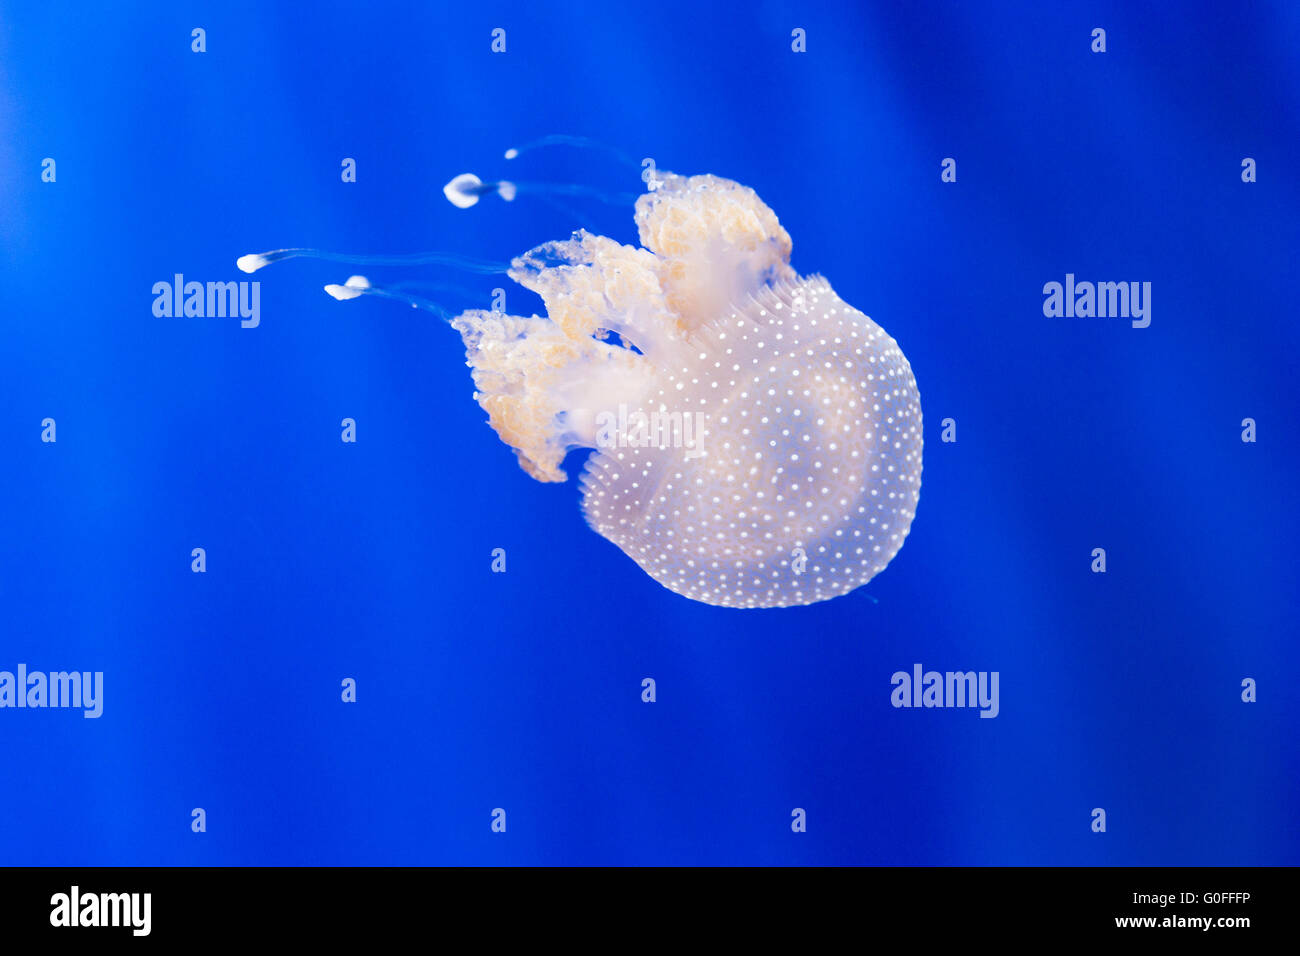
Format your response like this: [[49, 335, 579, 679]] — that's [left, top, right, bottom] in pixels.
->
[[1, 0, 1296, 864]]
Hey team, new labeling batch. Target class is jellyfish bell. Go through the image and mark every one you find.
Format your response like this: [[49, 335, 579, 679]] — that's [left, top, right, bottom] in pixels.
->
[[240, 170, 922, 609], [450, 173, 923, 608]]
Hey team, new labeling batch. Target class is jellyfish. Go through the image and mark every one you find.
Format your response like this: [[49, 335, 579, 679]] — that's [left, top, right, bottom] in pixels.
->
[[241, 170, 922, 608]]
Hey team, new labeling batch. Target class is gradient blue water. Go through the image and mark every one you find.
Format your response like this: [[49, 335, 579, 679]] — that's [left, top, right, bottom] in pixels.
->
[[1, 0, 1296, 865]]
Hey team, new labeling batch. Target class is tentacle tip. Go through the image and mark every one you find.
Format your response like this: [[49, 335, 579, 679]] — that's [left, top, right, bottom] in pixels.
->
[[497, 180, 517, 201], [443, 173, 483, 208], [504, 148, 519, 160], [236, 254, 268, 273], [325, 275, 370, 301]]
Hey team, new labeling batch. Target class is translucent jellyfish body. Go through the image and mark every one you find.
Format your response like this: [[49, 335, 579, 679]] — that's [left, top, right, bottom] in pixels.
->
[[452, 173, 922, 608]]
